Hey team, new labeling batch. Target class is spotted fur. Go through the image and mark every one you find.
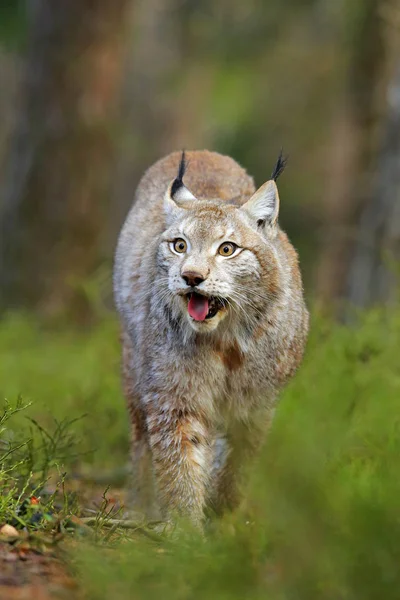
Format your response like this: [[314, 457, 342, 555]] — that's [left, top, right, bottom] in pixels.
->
[[114, 150, 309, 527]]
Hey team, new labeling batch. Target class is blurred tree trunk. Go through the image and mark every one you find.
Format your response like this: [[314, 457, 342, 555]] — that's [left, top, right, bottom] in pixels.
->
[[316, 0, 386, 310], [0, 0, 131, 318], [111, 0, 217, 245], [346, 8, 400, 307], [111, 0, 181, 240]]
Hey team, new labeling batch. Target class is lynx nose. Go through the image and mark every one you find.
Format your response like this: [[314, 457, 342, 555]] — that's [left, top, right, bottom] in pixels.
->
[[181, 271, 206, 287]]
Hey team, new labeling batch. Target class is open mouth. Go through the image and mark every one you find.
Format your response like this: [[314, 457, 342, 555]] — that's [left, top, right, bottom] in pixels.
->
[[186, 292, 225, 322]]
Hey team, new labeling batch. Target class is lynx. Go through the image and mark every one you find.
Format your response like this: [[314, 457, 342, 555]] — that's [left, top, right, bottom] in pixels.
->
[[114, 150, 309, 527]]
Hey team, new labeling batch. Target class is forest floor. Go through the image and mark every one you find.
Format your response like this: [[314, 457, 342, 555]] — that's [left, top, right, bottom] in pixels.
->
[[1, 308, 400, 599], [0, 540, 75, 600], [0, 479, 138, 599], [0, 482, 114, 599]]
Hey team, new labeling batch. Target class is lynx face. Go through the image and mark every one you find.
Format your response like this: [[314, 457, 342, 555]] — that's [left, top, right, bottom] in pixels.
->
[[156, 177, 282, 334]]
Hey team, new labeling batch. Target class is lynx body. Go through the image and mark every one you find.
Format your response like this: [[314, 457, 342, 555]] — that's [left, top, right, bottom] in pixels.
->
[[114, 150, 308, 526]]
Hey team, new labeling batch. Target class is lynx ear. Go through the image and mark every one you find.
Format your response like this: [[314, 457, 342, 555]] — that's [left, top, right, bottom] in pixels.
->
[[164, 151, 197, 215], [241, 180, 280, 228]]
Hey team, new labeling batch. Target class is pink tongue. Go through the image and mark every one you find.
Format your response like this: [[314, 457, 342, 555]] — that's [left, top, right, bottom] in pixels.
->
[[188, 293, 209, 321]]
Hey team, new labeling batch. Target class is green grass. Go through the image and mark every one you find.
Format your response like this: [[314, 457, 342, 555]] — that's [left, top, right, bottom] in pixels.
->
[[0, 396, 79, 538], [0, 313, 128, 469], [1, 307, 400, 598]]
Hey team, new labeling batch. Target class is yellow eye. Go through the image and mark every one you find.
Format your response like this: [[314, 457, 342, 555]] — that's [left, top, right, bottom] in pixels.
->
[[173, 238, 187, 253], [218, 242, 237, 257]]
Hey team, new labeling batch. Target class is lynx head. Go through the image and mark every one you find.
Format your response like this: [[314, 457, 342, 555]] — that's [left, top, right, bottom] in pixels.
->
[[157, 152, 286, 334]]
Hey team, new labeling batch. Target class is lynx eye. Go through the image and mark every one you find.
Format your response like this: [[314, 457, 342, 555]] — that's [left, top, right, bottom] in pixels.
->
[[218, 242, 237, 257], [172, 238, 187, 254]]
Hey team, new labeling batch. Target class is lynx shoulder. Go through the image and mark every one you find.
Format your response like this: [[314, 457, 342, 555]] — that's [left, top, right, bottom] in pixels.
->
[[114, 150, 309, 527]]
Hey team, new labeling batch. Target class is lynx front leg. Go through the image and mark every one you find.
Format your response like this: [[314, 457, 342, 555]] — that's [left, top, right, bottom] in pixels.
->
[[146, 406, 213, 527], [122, 332, 157, 518], [128, 405, 158, 518], [213, 409, 275, 514]]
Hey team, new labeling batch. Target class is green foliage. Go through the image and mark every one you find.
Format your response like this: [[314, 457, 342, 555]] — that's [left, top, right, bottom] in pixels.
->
[[0, 1, 27, 49], [0, 397, 76, 531], [76, 307, 399, 599], [0, 313, 128, 468], [1, 307, 400, 597]]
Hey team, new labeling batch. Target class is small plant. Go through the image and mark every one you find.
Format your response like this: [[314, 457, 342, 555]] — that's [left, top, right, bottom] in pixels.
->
[[25, 413, 86, 482], [0, 397, 81, 533]]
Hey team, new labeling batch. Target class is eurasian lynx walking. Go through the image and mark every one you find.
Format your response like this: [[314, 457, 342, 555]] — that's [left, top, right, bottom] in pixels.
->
[[114, 150, 308, 527]]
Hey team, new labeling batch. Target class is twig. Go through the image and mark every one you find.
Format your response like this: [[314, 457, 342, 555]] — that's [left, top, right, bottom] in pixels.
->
[[80, 517, 165, 542]]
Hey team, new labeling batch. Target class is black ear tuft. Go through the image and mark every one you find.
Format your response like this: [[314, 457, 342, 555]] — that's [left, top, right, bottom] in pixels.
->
[[171, 150, 187, 197], [271, 149, 288, 182], [177, 149, 187, 181]]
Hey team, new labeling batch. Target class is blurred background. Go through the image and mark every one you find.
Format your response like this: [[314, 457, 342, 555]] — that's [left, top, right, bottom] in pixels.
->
[[0, 0, 399, 322], [1, 4, 400, 596]]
